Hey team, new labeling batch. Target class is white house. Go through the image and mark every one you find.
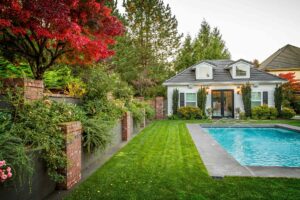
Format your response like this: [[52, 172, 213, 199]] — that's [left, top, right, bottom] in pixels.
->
[[163, 59, 286, 118]]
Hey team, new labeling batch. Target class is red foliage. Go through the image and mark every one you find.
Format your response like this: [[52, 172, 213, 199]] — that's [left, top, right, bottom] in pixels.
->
[[0, 0, 124, 78], [279, 72, 300, 91]]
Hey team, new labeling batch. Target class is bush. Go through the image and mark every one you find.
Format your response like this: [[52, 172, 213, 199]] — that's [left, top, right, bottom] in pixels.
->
[[168, 114, 179, 120], [241, 83, 252, 117], [251, 105, 278, 120], [239, 112, 246, 120], [82, 118, 113, 153], [5, 100, 84, 183], [281, 107, 296, 119], [177, 106, 203, 120], [144, 103, 155, 120], [127, 100, 146, 124]]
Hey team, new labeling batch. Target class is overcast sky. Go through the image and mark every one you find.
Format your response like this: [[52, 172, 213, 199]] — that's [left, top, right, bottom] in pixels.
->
[[164, 0, 300, 62], [118, 0, 300, 62]]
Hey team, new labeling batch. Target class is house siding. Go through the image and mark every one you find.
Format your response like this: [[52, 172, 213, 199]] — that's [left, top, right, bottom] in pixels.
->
[[167, 84, 277, 116]]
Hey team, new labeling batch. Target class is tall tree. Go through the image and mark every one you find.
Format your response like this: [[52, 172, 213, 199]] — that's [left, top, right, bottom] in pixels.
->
[[0, 0, 123, 79], [253, 59, 260, 68], [112, 0, 182, 96], [175, 20, 230, 72], [175, 34, 194, 72]]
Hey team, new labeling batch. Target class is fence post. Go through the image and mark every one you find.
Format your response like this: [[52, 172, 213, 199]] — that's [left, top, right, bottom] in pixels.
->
[[155, 96, 164, 119], [121, 111, 132, 141], [57, 121, 82, 190]]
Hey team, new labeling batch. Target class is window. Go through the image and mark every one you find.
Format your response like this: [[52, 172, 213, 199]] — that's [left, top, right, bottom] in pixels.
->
[[179, 93, 185, 107], [236, 66, 247, 76], [263, 91, 268, 105], [186, 93, 197, 107], [251, 92, 262, 108]]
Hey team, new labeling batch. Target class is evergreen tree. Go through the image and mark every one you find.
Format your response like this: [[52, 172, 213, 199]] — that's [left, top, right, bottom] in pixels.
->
[[112, 0, 182, 97], [175, 20, 230, 72], [175, 34, 195, 72]]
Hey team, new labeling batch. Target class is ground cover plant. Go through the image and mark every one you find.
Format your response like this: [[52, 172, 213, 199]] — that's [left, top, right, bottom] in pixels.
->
[[65, 120, 300, 200]]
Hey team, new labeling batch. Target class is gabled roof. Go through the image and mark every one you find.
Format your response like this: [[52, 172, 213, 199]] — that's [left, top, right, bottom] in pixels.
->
[[163, 59, 286, 85], [224, 59, 254, 69], [260, 44, 300, 71]]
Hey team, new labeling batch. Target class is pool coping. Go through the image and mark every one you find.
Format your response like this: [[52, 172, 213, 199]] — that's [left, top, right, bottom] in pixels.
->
[[186, 123, 300, 179]]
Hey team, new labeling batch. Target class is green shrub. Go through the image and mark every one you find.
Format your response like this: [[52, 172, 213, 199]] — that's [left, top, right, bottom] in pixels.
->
[[172, 89, 179, 114], [251, 105, 278, 120], [241, 83, 252, 117], [82, 118, 113, 153], [6, 100, 84, 183], [127, 100, 146, 124], [281, 107, 296, 119], [239, 112, 246, 120], [168, 114, 179, 120], [269, 107, 278, 120], [197, 87, 207, 116], [144, 103, 155, 120], [177, 106, 203, 120]]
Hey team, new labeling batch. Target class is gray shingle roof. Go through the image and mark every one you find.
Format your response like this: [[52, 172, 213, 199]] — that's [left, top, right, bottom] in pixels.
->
[[164, 59, 286, 84], [260, 44, 300, 70]]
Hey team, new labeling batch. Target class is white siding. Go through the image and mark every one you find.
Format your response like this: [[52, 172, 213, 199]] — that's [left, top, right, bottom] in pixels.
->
[[166, 84, 277, 116], [194, 63, 214, 80]]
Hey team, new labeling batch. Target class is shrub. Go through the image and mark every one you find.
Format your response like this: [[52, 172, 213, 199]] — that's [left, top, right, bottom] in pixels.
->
[[269, 107, 278, 120], [82, 118, 113, 153], [281, 107, 296, 119], [5, 100, 84, 183], [177, 106, 203, 120], [251, 105, 278, 120], [144, 103, 155, 120], [241, 83, 252, 117], [239, 112, 246, 120], [274, 85, 283, 115], [127, 100, 146, 124], [197, 87, 207, 116], [168, 114, 179, 120], [172, 89, 179, 115]]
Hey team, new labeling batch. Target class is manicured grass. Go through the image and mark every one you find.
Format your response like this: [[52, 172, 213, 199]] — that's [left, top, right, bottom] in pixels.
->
[[66, 120, 300, 200]]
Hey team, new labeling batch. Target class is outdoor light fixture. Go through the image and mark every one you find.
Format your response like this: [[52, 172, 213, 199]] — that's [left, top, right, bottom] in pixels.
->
[[206, 86, 210, 94], [237, 86, 241, 95]]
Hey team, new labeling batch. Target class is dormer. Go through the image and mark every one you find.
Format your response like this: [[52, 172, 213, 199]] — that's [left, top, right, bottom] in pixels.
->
[[225, 59, 252, 79], [192, 62, 214, 80]]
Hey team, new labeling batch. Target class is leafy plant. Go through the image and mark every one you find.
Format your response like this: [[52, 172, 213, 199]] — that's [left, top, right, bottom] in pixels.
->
[[0, 57, 33, 79], [172, 89, 179, 115], [274, 85, 283, 115], [197, 87, 207, 116], [82, 118, 113, 153], [241, 83, 252, 117], [251, 105, 278, 120], [177, 106, 203, 120], [281, 107, 296, 119]]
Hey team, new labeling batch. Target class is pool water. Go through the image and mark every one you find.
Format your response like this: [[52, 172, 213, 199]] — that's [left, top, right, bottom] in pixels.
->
[[204, 127, 300, 167]]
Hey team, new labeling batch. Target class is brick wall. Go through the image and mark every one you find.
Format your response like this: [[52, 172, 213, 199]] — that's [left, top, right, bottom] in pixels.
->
[[121, 111, 132, 141], [155, 96, 164, 119], [58, 121, 82, 190], [2, 78, 44, 101]]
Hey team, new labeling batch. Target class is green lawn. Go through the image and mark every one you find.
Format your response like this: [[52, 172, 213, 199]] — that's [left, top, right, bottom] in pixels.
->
[[66, 120, 300, 200]]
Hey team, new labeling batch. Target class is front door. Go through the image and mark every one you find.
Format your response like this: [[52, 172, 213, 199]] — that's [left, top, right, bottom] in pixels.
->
[[211, 90, 234, 118]]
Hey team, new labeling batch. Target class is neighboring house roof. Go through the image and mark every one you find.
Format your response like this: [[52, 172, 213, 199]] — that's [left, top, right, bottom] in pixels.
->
[[260, 44, 300, 71], [163, 59, 286, 85]]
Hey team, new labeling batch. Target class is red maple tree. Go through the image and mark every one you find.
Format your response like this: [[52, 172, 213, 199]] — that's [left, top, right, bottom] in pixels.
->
[[0, 0, 123, 79], [279, 72, 300, 91]]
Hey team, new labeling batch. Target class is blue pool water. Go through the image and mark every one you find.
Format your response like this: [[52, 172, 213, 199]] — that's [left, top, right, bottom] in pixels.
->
[[204, 127, 300, 167]]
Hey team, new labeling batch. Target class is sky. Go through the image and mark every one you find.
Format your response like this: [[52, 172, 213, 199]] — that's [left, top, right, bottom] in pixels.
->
[[118, 0, 300, 62]]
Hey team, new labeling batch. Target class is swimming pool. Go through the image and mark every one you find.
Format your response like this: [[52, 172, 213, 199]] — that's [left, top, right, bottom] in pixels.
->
[[204, 127, 300, 167]]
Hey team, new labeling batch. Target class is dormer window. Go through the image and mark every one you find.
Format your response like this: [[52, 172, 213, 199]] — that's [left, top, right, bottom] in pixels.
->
[[236, 66, 247, 76], [194, 62, 214, 80]]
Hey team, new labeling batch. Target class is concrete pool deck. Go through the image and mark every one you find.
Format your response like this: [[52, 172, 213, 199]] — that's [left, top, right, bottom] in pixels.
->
[[187, 124, 300, 179]]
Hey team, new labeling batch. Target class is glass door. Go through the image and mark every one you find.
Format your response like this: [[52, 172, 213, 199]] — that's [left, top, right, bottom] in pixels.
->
[[212, 90, 234, 118], [212, 91, 222, 117], [223, 91, 233, 117]]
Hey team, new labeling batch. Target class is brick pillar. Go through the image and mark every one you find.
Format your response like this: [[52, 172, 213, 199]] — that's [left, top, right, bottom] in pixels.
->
[[2, 78, 44, 101], [155, 96, 164, 119], [58, 121, 82, 190], [121, 111, 131, 141]]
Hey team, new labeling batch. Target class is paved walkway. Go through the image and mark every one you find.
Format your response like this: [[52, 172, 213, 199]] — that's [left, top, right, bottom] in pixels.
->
[[187, 124, 300, 179]]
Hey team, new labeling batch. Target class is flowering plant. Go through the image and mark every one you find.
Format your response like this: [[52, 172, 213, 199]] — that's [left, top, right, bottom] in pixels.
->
[[0, 160, 13, 183]]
